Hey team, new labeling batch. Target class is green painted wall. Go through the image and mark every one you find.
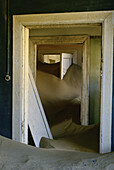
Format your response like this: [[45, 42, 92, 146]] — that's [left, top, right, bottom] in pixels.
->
[[89, 38, 101, 124]]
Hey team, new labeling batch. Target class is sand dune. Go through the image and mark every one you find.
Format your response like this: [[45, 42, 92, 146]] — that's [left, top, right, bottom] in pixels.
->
[[0, 135, 114, 169], [40, 119, 99, 153], [36, 64, 101, 155], [36, 64, 81, 117], [36, 64, 100, 155], [63, 64, 82, 98]]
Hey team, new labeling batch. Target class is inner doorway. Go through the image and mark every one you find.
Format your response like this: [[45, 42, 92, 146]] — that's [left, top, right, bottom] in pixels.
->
[[36, 44, 83, 126], [29, 35, 89, 127]]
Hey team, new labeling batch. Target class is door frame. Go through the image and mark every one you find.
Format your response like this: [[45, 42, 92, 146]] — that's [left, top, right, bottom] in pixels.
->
[[13, 11, 114, 153], [30, 35, 89, 127], [60, 53, 73, 79]]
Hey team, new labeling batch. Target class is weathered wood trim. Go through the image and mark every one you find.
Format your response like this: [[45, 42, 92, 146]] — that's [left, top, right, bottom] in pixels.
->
[[22, 27, 29, 144], [13, 18, 22, 142], [81, 37, 90, 125], [60, 53, 73, 79], [29, 39, 37, 81], [13, 19, 29, 143], [13, 11, 111, 28], [28, 67, 53, 147], [100, 14, 113, 153], [30, 35, 88, 44], [29, 24, 101, 30], [60, 53, 63, 79]]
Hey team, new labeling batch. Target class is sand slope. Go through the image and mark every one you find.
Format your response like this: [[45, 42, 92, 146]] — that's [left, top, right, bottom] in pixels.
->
[[36, 65, 81, 116], [40, 119, 99, 153], [63, 64, 82, 99], [0, 135, 114, 170], [1, 64, 113, 169], [36, 64, 81, 116]]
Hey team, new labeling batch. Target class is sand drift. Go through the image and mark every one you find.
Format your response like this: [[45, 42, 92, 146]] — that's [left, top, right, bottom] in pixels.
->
[[36, 64, 82, 116]]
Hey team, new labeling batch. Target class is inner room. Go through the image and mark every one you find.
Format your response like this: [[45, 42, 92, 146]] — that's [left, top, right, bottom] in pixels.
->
[[28, 24, 101, 152], [37, 44, 83, 126]]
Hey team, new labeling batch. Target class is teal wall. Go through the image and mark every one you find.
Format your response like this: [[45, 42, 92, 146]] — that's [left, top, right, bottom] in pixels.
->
[[10, 0, 114, 14], [0, 0, 114, 139], [0, 0, 12, 138]]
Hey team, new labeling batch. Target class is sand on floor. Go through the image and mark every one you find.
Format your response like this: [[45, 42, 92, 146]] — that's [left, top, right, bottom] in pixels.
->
[[1, 64, 113, 169], [40, 118, 99, 153], [36, 64, 81, 117], [0, 135, 114, 170]]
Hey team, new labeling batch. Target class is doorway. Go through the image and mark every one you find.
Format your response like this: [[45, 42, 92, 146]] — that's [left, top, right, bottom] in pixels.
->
[[29, 35, 89, 127], [36, 43, 83, 127], [12, 11, 114, 153]]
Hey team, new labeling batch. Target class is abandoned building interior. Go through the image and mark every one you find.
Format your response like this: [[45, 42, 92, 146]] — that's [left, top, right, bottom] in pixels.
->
[[26, 24, 102, 152], [0, 6, 114, 169], [11, 11, 114, 154]]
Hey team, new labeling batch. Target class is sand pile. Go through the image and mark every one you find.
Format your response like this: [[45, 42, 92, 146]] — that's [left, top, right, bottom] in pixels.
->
[[36, 64, 81, 117], [36, 64, 81, 116], [40, 119, 99, 153], [0, 135, 114, 169], [36, 64, 100, 155], [48, 100, 81, 126], [1, 64, 113, 169], [63, 64, 82, 99]]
